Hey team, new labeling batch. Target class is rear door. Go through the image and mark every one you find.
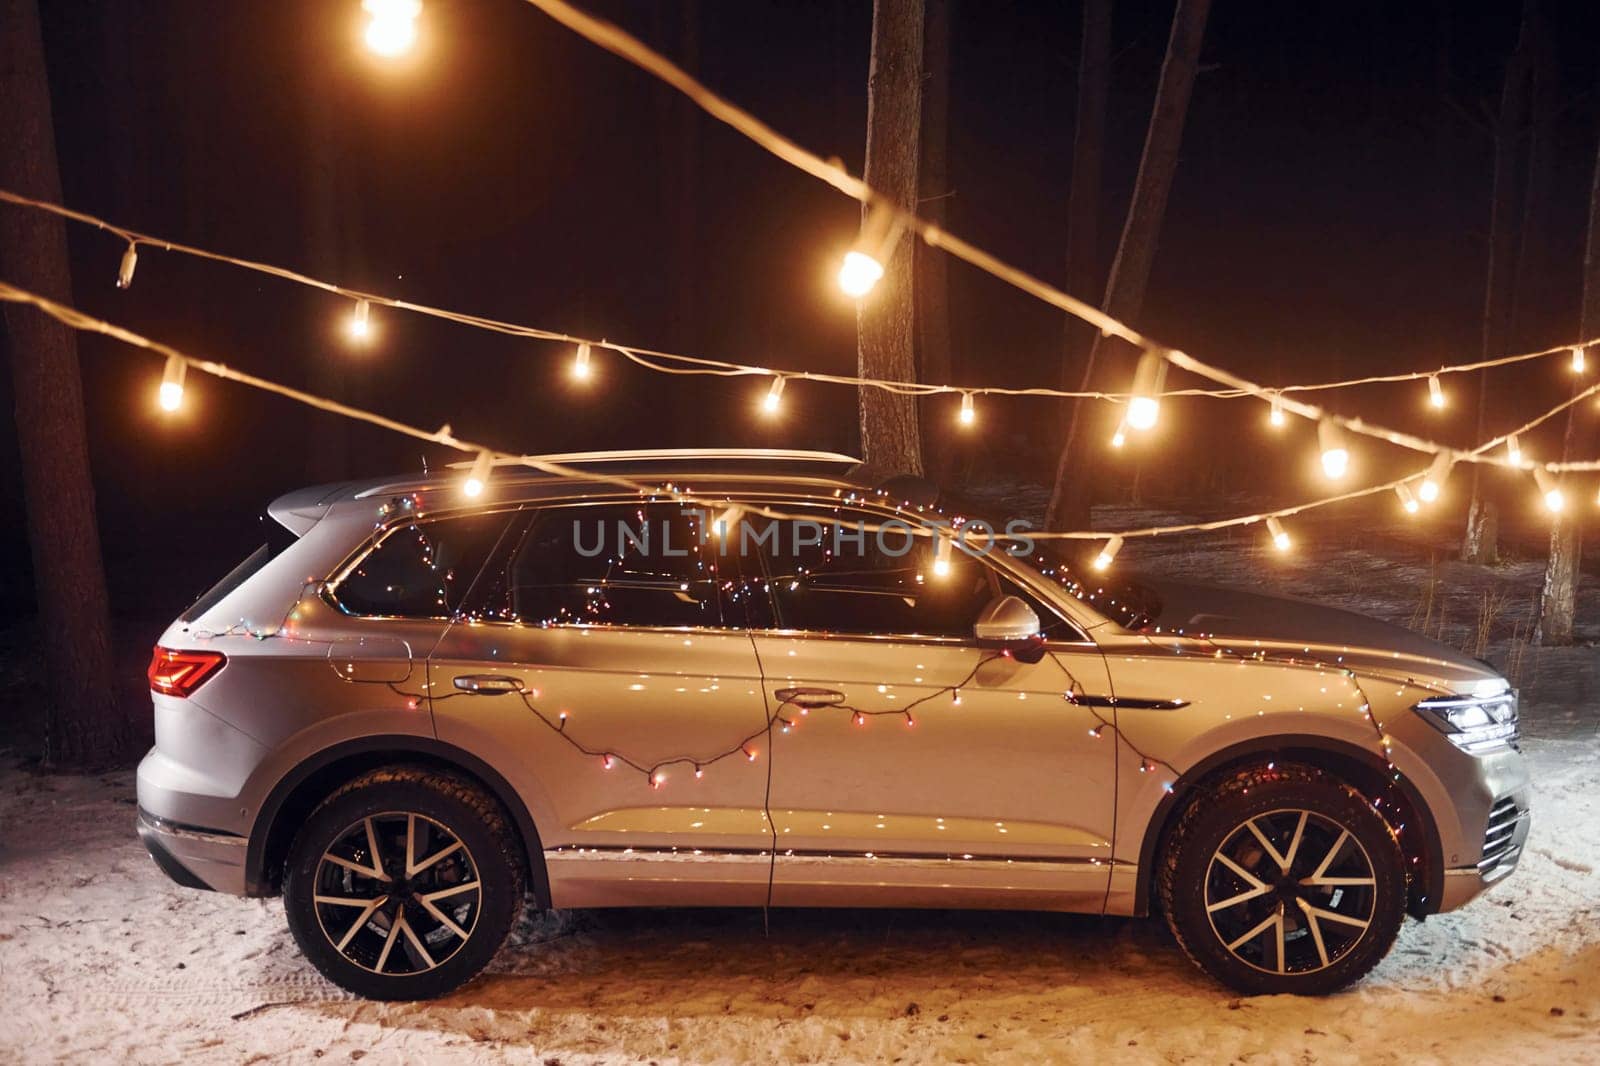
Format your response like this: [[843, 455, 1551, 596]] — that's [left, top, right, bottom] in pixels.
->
[[429, 500, 776, 907], [746, 503, 1117, 911]]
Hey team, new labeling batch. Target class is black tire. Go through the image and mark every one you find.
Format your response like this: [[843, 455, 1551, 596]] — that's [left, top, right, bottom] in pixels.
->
[[283, 765, 525, 1000], [1158, 763, 1407, 996]]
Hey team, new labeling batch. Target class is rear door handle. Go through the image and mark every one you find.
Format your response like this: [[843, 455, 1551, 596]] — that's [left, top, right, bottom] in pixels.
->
[[452, 674, 525, 695], [774, 687, 846, 708]]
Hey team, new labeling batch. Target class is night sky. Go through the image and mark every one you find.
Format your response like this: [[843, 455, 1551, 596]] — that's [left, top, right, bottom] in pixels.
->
[[4, 0, 1600, 619]]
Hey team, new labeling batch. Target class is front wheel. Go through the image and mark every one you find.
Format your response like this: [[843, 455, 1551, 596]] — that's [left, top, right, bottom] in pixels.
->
[[1158, 764, 1407, 995], [283, 766, 525, 1000]]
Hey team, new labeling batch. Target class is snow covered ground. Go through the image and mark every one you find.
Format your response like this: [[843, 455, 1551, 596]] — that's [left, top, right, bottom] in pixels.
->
[[2, 503, 1598, 1064]]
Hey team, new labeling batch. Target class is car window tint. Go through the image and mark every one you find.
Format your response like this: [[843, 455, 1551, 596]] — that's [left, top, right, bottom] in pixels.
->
[[334, 511, 513, 618], [756, 508, 997, 637], [493, 503, 772, 629]]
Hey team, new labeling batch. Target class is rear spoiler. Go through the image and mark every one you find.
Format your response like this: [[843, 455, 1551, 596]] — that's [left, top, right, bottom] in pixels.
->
[[265, 481, 365, 536]]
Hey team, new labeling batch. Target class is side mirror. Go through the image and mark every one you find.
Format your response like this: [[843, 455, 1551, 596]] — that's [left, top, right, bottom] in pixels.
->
[[973, 595, 1046, 663]]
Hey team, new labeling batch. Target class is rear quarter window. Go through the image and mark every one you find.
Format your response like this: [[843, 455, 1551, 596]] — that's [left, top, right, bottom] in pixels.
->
[[180, 517, 298, 623], [331, 511, 513, 619]]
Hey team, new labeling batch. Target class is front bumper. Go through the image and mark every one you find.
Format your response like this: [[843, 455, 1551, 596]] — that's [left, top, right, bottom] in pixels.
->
[[1437, 786, 1531, 911], [137, 808, 248, 894]]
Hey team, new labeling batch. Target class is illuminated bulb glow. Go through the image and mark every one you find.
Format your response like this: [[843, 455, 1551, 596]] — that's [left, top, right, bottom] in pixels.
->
[[363, 0, 422, 57], [932, 534, 953, 578], [1534, 468, 1565, 513], [157, 354, 185, 412], [1124, 349, 1169, 431], [838, 250, 885, 297], [1266, 516, 1290, 552], [958, 392, 975, 427], [1268, 392, 1286, 427], [1110, 421, 1128, 449], [1317, 419, 1350, 480], [571, 342, 592, 381], [1427, 374, 1445, 409], [1506, 434, 1522, 467], [1574, 346, 1587, 373], [1419, 453, 1453, 503], [348, 299, 371, 341], [462, 449, 493, 498], [116, 243, 139, 289], [1093, 534, 1124, 572], [1395, 483, 1420, 514], [762, 375, 786, 414]]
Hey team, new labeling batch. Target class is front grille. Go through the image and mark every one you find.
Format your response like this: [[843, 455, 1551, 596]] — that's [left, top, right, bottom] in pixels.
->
[[1478, 797, 1524, 874]]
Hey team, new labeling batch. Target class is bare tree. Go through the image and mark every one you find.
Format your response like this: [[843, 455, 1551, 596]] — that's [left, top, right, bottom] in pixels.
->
[[857, 0, 924, 479], [1058, 0, 1113, 411], [1535, 132, 1600, 644], [0, 0, 124, 767], [1046, 0, 1212, 531], [1461, 2, 1535, 565], [915, 0, 954, 481]]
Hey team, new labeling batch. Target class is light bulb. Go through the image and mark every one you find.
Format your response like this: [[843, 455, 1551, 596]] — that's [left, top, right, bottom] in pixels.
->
[[363, 0, 421, 57], [932, 535, 953, 578], [348, 299, 371, 341], [1268, 392, 1286, 427], [1092, 534, 1124, 571], [116, 243, 138, 290], [1427, 374, 1445, 409], [1317, 419, 1350, 480], [157, 354, 185, 412], [1266, 516, 1290, 552], [1125, 349, 1167, 431], [1574, 346, 1587, 373], [762, 376, 786, 415], [462, 449, 493, 498], [1506, 434, 1522, 467], [572, 342, 592, 382], [958, 392, 975, 427], [838, 250, 885, 297], [1419, 453, 1453, 503], [1395, 483, 1420, 514], [1535, 468, 1565, 513], [1110, 421, 1128, 448]]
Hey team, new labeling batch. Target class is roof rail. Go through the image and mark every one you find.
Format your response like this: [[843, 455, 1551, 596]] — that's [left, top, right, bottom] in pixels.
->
[[446, 448, 862, 469]]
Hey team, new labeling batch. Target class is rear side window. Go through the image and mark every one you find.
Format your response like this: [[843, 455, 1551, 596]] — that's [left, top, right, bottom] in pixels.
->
[[180, 516, 297, 623], [333, 511, 513, 619]]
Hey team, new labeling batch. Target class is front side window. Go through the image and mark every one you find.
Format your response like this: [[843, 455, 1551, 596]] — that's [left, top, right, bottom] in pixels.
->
[[332, 511, 513, 619], [468, 502, 772, 629], [753, 506, 998, 638]]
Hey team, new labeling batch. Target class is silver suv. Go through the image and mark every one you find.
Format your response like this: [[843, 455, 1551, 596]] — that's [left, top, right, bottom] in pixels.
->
[[136, 450, 1529, 1000]]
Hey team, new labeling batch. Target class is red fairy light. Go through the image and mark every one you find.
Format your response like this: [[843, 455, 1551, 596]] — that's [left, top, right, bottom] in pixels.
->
[[602, 754, 615, 770], [744, 747, 758, 762]]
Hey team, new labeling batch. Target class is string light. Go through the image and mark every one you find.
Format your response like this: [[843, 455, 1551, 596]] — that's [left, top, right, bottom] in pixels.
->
[[571, 342, 593, 382], [116, 243, 138, 290], [1110, 421, 1128, 448], [348, 299, 371, 342], [1419, 452, 1454, 503], [762, 375, 786, 415], [838, 200, 903, 297], [461, 449, 493, 498], [1534, 468, 1565, 513], [1125, 350, 1168, 431], [932, 534, 953, 578], [1266, 516, 1290, 552], [157, 355, 185, 412], [958, 392, 976, 427], [1317, 419, 1350, 479], [1395, 482, 1420, 514], [1506, 433, 1523, 467], [1093, 535, 1124, 571], [362, 0, 422, 57], [1268, 392, 1286, 427], [1427, 374, 1445, 409], [1574, 346, 1587, 373]]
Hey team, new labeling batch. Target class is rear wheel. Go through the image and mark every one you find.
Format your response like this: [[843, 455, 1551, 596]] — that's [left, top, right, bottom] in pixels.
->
[[1158, 764, 1407, 995], [283, 766, 525, 1000]]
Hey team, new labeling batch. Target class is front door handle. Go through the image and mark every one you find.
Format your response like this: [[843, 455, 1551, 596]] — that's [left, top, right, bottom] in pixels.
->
[[452, 674, 525, 695], [774, 687, 847, 708]]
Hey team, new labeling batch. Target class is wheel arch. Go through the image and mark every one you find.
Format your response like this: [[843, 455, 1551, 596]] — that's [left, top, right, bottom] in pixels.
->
[[245, 734, 551, 908], [1133, 734, 1443, 918]]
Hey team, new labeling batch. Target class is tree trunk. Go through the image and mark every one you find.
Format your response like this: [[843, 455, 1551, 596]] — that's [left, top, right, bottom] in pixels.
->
[[1462, 1, 1535, 565], [1046, 0, 1212, 531], [857, 0, 924, 480], [915, 0, 954, 482], [1536, 125, 1600, 645], [1058, 0, 1113, 420], [0, 0, 124, 767]]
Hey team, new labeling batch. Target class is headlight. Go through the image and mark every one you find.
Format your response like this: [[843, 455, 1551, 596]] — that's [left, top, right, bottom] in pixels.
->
[[1413, 685, 1519, 754]]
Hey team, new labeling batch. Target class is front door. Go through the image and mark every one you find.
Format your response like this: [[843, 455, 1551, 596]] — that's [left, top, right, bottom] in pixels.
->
[[429, 500, 775, 907], [747, 504, 1117, 911]]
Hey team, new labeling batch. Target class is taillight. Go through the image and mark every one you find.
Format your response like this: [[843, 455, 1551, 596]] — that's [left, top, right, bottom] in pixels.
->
[[147, 646, 226, 697]]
